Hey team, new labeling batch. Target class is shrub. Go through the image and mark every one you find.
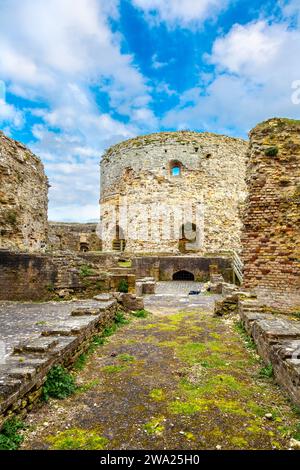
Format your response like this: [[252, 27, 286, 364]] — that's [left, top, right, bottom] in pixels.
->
[[79, 265, 95, 277], [118, 279, 129, 293], [259, 364, 274, 379], [0, 418, 25, 450], [42, 365, 77, 401]]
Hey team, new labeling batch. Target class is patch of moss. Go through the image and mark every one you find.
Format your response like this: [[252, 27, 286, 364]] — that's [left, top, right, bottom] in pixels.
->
[[168, 399, 209, 415], [149, 388, 166, 402], [176, 342, 206, 364], [47, 428, 108, 450], [143, 417, 165, 435], [230, 436, 248, 448]]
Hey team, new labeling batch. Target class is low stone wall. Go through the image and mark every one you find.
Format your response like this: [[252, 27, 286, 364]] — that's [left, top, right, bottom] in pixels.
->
[[0, 296, 119, 426], [133, 256, 233, 282], [0, 251, 135, 301], [239, 299, 300, 406]]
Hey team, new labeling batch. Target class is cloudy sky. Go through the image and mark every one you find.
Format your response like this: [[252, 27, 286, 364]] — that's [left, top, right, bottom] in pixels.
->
[[0, 0, 299, 221]]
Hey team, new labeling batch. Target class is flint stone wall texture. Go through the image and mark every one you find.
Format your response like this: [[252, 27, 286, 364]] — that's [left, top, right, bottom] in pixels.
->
[[0, 132, 48, 252], [100, 131, 248, 254], [242, 119, 300, 310], [48, 222, 102, 252]]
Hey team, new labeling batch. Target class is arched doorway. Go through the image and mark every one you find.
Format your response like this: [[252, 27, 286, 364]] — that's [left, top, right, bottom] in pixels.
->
[[80, 242, 89, 252], [173, 270, 195, 281]]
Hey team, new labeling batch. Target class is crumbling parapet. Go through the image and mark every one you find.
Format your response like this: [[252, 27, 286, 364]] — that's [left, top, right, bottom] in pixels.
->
[[242, 119, 300, 311]]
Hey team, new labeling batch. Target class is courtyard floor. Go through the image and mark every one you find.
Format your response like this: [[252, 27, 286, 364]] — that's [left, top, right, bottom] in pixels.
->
[[19, 283, 299, 450]]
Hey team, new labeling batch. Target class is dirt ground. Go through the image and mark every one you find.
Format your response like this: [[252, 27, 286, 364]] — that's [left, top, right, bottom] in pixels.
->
[[21, 292, 300, 450]]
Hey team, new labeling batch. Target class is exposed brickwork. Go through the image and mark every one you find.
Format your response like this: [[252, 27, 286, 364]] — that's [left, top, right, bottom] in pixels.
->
[[101, 131, 248, 254], [242, 119, 300, 310], [0, 132, 48, 251]]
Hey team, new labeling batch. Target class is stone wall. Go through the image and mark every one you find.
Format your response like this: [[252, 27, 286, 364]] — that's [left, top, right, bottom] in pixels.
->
[[133, 255, 233, 282], [0, 251, 134, 301], [100, 131, 248, 255], [0, 132, 48, 252], [242, 119, 300, 310], [48, 222, 102, 252]]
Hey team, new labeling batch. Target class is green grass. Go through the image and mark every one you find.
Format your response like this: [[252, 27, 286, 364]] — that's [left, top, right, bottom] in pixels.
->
[[42, 365, 77, 401], [234, 321, 257, 351], [0, 418, 26, 450], [131, 309, 151, 318], [118, 279, 129, 293]]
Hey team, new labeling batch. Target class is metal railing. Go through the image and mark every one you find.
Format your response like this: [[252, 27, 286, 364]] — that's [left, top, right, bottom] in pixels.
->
[[231, 250, 244, 284]]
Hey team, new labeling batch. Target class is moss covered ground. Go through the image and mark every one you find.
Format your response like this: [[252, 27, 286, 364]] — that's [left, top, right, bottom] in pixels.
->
[[22, 304, 300, 450]]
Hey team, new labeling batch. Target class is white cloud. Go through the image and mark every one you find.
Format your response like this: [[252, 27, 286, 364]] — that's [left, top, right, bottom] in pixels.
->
[[151, 53, 168, 69], [164, 12, 300, 136], [131, 0, 229, 27], [0, 99, 23, 129], [0, 0, 156, 221]]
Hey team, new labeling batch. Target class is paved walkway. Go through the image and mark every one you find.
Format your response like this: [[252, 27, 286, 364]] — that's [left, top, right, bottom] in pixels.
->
[[22, 288, 299, 450], [0, 300, 102, 356]]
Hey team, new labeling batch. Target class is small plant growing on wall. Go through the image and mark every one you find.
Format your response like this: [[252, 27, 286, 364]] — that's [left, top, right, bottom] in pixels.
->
[[5, 210, 18, 226], [79, 265, 95, 277], [118, 279, 129, 293], [42, 365, 76, 401], [264, 146, 279, 157]]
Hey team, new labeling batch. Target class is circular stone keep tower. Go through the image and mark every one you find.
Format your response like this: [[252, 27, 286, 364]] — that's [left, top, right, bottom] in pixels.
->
[[100, 131, 248, 254]]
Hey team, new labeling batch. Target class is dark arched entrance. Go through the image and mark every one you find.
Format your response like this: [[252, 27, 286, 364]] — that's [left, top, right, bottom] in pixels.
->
[[173, 270, 195, 281]]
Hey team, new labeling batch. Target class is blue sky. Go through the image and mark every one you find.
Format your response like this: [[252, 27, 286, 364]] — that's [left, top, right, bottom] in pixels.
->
[[0, 0, 299, 221]]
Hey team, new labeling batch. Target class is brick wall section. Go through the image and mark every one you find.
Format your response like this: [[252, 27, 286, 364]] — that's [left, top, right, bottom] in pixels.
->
[[100, 131, 248, 254], [0, 132, 48, 251], [242, 118, 300, 310]]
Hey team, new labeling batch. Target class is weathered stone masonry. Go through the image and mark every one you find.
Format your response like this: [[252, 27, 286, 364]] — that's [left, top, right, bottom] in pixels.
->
[[48, 222, 102, 252], [101, 131, 248, 254], [242, 119, 300, 310], [0, 132, 48, 251]]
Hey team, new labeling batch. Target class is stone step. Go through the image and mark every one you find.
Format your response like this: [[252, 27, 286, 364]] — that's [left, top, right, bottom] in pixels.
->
[[94, 293, 113, 302], [14, 337, 59, 354]]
